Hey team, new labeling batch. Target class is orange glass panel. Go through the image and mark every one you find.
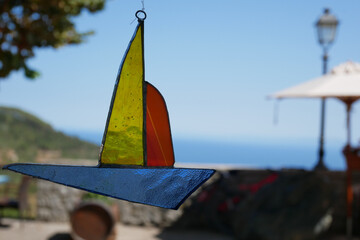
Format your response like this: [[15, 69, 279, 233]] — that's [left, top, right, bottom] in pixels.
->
[[146, 83, 175, 167], [101, 23, 144, 165]]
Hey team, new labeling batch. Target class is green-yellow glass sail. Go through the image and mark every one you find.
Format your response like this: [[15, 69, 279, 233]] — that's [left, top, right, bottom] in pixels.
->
[[100, 23, 144, 165]]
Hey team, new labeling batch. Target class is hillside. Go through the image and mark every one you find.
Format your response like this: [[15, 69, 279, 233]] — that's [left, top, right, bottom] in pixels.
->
[[0, 106, 99, 164]]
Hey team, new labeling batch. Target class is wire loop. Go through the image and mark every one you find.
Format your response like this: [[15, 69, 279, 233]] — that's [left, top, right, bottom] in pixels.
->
[[136, 10, 147, 21]]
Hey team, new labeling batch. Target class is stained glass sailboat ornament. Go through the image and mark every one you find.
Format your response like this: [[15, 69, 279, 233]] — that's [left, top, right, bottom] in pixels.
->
[[3, 11, 215, 209]]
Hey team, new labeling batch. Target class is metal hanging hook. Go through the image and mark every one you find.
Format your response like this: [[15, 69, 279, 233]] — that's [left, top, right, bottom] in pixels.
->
[[136, 10, 146, 21]]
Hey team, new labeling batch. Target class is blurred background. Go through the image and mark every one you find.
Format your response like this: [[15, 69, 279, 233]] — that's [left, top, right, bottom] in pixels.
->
[[2, 1, 360, 170], [1, 1, 360, 239]]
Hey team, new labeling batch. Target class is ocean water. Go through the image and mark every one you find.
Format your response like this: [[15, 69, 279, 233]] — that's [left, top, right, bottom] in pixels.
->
[[63, 130, 346, 171], [173, 138, 346, 170]]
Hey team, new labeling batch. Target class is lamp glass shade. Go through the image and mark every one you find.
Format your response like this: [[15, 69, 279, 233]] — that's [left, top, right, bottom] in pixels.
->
[[316, 9, 339, 46]]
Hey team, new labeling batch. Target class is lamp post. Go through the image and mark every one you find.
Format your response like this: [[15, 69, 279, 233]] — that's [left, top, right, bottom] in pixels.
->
[[314, 8, 339, 170]]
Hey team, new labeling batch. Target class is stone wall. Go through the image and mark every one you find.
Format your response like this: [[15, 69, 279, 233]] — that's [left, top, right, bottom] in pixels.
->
[[35, 159, 92, 221], [37, 180, 84, 221], [35, 159, 200, 225], [35, 168, 360, 238], [36, 180, 182, 226], [117, 201, 182, 227]]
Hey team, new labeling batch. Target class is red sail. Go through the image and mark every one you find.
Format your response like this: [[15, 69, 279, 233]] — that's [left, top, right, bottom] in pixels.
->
[[146, 83, 175, 167]]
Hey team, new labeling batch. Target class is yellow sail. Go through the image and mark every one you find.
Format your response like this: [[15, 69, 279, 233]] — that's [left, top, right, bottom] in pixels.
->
[[100, 23, 144, 165]]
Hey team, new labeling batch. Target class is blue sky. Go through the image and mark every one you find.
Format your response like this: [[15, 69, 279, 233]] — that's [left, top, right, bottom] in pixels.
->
[[1, 1, 360, 148]]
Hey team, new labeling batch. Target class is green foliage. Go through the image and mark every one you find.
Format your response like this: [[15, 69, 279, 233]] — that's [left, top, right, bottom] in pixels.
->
[[82, 192, 114, 205], [0, 106, 99, 163], [0, 0, 105, 79], [1, 208, 20, 218]]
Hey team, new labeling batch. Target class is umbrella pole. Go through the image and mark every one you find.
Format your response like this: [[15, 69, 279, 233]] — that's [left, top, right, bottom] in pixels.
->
[[342, 98, 357, 239], [342, 98, 356, 146], [344, 103, 352, 238], [346, 102, 352, 146]]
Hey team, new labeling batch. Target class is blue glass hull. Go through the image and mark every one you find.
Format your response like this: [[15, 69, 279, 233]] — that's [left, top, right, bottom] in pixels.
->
[[3, 164, 215, 209]]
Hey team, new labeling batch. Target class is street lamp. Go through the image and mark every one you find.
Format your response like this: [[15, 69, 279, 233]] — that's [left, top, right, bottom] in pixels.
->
[[314, 8, 339, 170]]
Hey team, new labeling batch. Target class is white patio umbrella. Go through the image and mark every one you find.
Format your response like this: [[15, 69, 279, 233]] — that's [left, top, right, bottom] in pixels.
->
[[270, 61, 360, 164], [272, 61, 360, 100]]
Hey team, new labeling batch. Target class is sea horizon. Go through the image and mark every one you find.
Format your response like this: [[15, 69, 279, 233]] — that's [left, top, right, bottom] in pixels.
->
[[61, 129, 347, 171]]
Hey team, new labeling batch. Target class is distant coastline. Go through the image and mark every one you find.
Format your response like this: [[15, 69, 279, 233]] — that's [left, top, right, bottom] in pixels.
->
[[61, 129, 346, 171]]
